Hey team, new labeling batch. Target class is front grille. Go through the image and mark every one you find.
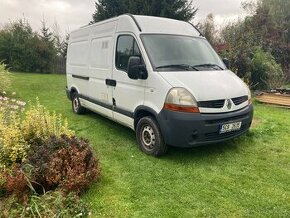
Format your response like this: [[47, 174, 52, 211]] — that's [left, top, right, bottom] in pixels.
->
[[198, 99, 225, 108], [198, 96, 248, 109], [204, 123, 250, 141], [232, 96, 248, 106]]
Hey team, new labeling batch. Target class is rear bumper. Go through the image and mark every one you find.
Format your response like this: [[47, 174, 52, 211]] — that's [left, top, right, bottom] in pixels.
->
[[157, 105, 254, 148]]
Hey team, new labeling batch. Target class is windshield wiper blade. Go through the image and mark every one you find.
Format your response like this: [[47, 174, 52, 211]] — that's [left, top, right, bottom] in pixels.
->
[[193, 64, 224, 70], [156, 64, 199, 71]]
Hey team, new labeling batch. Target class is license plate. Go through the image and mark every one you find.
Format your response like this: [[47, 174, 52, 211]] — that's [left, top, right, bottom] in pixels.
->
[[220, 122, 242, 134]]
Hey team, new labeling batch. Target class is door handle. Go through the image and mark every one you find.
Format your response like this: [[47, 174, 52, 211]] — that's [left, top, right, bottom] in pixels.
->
[[106, 79, 117, 87]]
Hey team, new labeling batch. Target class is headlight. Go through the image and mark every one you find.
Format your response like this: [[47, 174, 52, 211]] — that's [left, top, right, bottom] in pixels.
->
[[247, 86, 252, 105], [164, 88, 199, 113]]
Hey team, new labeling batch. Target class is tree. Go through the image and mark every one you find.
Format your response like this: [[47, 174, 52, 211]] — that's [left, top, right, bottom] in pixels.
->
[[218, 0, 290, 87], [250, 47, 285, 89], [0, 19, 33, 70], [38, 19, 56, 73], [52, 22, 69, 58], [40, 19, 54, 43], [199, 14, 216, 46], [0, 19, 56, 73], [91, 0, 197, 23]]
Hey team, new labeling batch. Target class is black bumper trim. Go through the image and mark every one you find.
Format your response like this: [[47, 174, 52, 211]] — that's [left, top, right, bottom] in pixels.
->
[[157, 105, 254, 148]]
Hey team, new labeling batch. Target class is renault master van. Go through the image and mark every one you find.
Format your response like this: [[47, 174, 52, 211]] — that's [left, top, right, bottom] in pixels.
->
[[66, 14, 253, 156]]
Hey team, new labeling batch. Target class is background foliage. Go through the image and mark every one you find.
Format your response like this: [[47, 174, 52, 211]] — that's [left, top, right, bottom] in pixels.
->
[[0, 0, 289, 85], [201, 0, 290, 89], [0, 19, 68, 73], [92, 0, 197, 22]]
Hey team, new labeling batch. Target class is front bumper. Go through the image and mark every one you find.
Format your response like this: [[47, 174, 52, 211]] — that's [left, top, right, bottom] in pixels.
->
[[157, 105, 254, 148]]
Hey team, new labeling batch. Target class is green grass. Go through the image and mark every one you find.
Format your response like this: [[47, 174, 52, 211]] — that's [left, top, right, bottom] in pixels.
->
[[9, 72, 290, 217]]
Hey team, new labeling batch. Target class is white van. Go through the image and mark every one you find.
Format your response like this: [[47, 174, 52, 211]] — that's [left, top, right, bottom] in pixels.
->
[[66, 14, 253, 156]]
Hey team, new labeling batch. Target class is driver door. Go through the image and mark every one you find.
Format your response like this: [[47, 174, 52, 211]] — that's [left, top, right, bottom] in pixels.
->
[[112, 34, 146, 128]]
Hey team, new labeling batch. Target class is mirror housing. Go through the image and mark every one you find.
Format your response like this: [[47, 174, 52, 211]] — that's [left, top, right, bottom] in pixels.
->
[[127, 56, 148, 80], [223, 58, 230, 69]]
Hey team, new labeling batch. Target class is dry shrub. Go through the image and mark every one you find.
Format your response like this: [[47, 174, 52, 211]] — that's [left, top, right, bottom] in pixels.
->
[[27, 135, 100, 195], [0, 165, 30, 201]]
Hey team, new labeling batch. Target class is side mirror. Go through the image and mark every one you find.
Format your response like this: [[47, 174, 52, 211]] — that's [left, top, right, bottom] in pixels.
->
[[223, 58, 230, 69], [127, 56, 148, 80]]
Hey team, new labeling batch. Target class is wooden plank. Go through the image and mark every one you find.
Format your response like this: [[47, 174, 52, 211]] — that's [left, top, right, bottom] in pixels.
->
[[256, 93, 290, 108]]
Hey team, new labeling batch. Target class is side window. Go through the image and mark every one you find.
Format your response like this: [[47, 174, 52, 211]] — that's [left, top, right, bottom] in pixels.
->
[[116, 35, 142, 72]]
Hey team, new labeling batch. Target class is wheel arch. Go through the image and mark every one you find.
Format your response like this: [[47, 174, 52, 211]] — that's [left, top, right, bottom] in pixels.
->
[[68, 86, 79, 100], [133, 106, 159, 130]]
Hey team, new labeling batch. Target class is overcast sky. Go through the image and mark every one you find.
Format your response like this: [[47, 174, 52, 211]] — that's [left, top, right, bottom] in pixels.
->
[[0, 0, 248, 36]]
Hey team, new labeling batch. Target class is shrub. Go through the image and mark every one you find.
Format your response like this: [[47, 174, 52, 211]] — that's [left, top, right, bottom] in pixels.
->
[[0, 98, 99, 216], [0, 62, 10, 93], [250, 47, 286, 89], [0, 191, 91, 218], [22, 101, 74, 142], [27, 135, 100, 195], [0, 165, 30, 201], [0, 124, 28, 167], [0, 97, 28, 167]]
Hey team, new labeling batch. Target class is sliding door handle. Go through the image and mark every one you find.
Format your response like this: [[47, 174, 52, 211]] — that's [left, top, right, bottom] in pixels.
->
[[106, 79, 117, 87]]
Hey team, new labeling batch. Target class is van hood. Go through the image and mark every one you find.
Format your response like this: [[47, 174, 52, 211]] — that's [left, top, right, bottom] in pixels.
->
[[159, 70, 248, 101]]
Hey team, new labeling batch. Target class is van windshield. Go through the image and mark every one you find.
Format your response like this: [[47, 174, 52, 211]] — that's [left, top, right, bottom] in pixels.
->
[[141, 34, 225, 71]]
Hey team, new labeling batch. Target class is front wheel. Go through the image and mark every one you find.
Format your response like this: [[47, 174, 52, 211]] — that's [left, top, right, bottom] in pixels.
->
[[136, 116, 167, 156]]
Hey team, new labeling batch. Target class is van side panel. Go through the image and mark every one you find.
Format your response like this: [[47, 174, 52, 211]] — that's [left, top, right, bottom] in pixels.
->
[[67, 38, 90, 97], [67, 20, 117, 119], [86, 21, 117, 118]]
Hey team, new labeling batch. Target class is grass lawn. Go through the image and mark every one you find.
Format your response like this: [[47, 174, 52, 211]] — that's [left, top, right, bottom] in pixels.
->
[[9, 72, 290, 217]]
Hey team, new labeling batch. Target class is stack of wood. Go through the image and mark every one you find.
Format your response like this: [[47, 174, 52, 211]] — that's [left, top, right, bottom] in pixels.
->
[[255, 89, 290, 109]]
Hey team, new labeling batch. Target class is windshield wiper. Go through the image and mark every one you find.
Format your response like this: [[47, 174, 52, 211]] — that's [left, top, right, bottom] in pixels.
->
[[193, 64, 224, 70], [156, 64, 199, 71]]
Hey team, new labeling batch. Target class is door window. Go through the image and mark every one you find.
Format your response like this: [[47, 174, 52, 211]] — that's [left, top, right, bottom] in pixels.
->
[[116, 35, 142, 72]]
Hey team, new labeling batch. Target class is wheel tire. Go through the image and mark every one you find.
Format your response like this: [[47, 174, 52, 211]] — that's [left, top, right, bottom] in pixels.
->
[[72, 93, 86, 114], [136, 116, 167, 156]]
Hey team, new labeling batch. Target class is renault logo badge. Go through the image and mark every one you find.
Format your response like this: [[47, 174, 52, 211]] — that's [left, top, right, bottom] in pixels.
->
[[226, 99, 232, 110]]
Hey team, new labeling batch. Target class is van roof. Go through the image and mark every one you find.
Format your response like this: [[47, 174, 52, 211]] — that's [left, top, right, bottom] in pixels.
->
[[133, 15, 201, 37], [75, 14, 202, 37]]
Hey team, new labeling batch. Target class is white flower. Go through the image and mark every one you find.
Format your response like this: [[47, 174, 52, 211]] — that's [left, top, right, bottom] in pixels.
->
[[11, 105, 19, 110], [76, 213, 83, 217], [16, 101, 26, 106], [12, 92, 16, 95]]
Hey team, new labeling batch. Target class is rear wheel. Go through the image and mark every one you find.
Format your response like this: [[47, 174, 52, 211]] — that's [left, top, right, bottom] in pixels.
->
[[72, 93, 86, 114], [136, 116, 167, 156]]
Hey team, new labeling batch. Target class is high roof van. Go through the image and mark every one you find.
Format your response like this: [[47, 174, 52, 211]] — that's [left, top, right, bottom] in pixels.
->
[[66, 14, 253, 156]]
